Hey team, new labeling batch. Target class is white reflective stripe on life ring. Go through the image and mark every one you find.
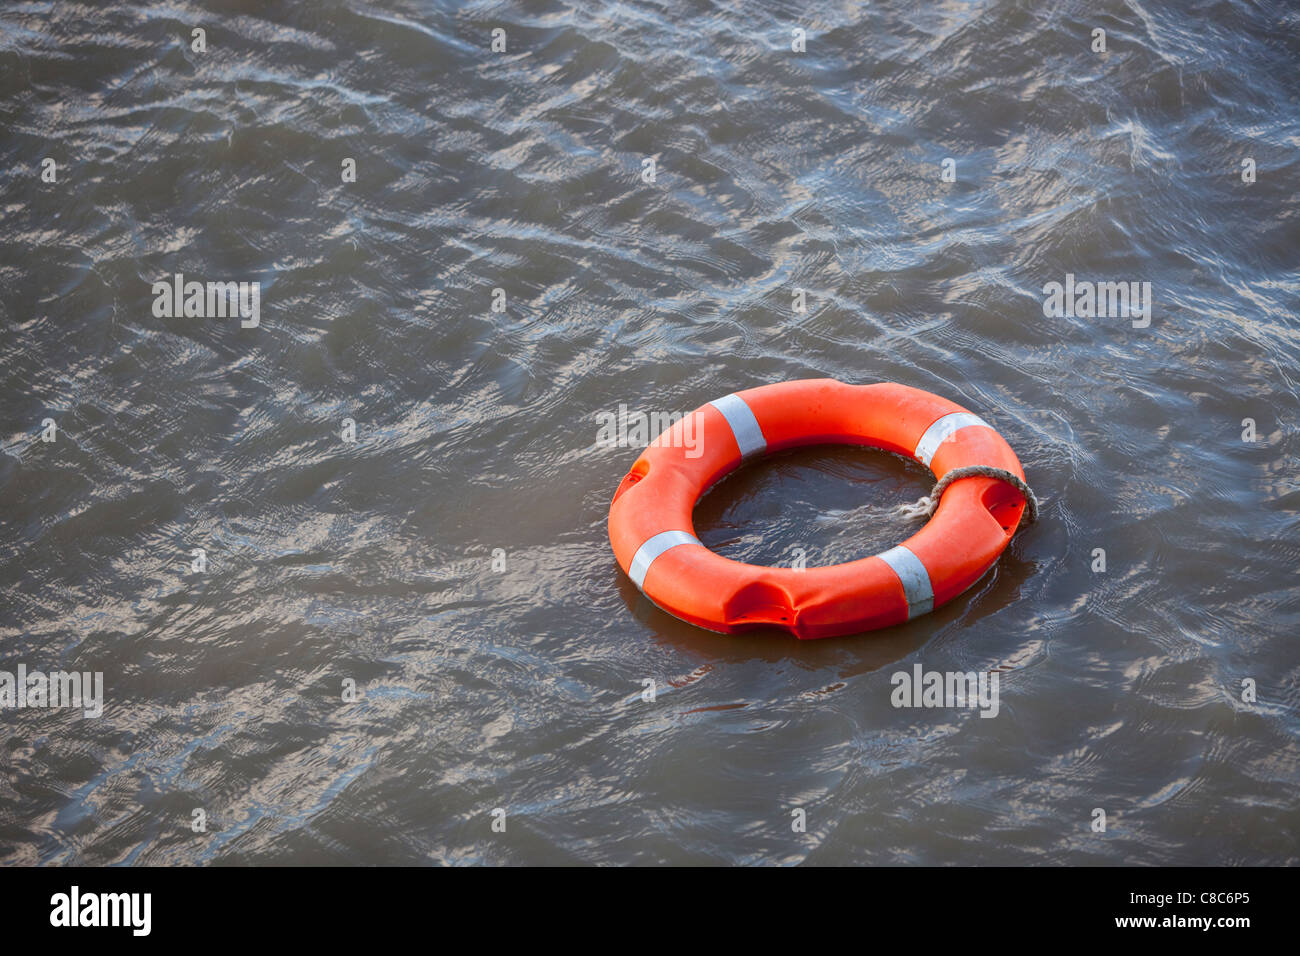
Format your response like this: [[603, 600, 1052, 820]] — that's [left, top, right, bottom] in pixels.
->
[[707, 393, 767, 461], [877, 544, 934, 620], [913, 412, 992, 468], [629, 530, 703, 590]]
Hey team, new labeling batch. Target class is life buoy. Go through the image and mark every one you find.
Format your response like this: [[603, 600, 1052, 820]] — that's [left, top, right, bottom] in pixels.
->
[[607, 379, 1032, 639]]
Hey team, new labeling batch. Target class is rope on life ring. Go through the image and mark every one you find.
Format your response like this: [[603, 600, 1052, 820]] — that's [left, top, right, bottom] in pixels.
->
[[899, 465, 1040, 525]]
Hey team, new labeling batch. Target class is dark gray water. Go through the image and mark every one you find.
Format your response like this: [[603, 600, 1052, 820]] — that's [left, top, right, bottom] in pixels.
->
[[1, 0, 1297, 865]]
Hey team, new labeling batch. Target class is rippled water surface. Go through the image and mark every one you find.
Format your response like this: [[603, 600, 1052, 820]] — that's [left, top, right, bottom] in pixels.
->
[[1, 0, 1297, 864]]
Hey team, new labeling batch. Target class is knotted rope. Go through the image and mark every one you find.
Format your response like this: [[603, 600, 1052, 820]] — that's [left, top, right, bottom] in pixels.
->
[[898, 465, 1040, 526]]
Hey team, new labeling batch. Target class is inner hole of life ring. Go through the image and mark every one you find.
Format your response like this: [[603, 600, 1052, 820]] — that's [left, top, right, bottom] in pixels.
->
[[691, 444, 934, 568]]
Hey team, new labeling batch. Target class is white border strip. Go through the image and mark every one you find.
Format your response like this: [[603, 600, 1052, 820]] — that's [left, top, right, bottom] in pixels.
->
[[707, 393, 766, 461], [878, 544, 934, 619], [628, 530, 702, 590], [913, 412, 991, 468]]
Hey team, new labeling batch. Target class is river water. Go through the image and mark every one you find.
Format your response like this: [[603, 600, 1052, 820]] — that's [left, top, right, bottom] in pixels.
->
[[1, 0, 1297, 864]]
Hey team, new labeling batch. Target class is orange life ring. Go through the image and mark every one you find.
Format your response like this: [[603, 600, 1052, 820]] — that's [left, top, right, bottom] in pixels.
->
[[607, 379, 1032, 639]]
